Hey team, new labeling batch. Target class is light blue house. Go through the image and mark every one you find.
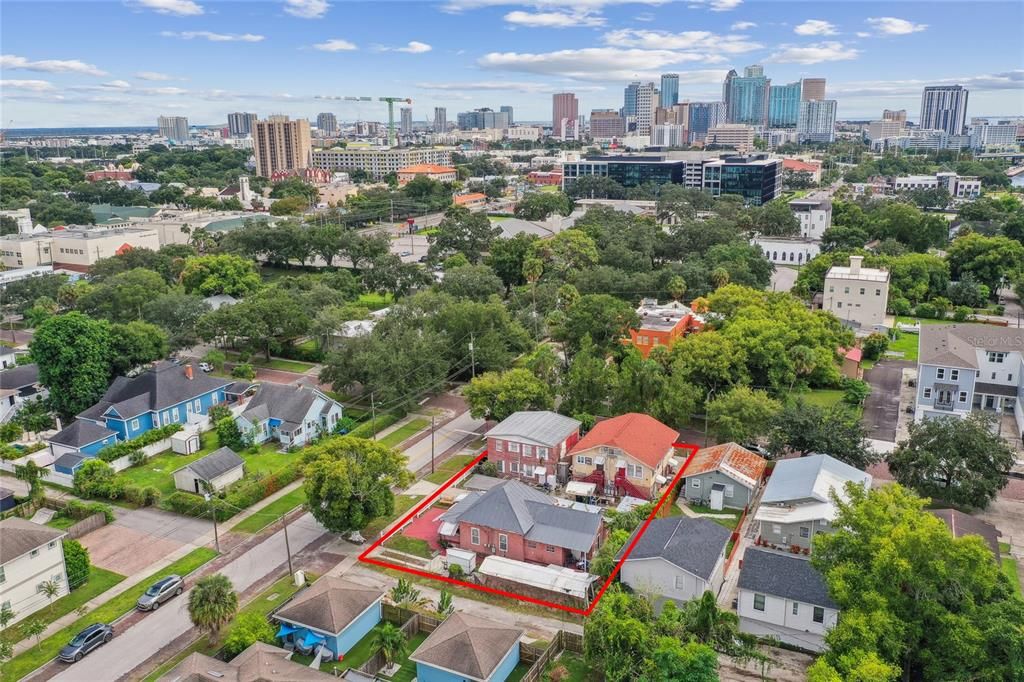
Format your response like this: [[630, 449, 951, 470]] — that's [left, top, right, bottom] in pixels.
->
[[237, 383, 343, 448], [273, 576, 383, 661], [410, 612, 524, 682], [48, 420, 118, 459]]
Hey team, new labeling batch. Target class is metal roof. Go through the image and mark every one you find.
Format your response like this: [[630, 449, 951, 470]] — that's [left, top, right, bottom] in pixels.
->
[[760, 455, 871, 506], [486, 411, 581, 447], [738, 548, 837, 609]]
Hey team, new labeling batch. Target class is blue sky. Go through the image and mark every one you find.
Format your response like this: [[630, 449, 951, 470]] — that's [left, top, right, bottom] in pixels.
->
[[1, 0, 1022, 127]]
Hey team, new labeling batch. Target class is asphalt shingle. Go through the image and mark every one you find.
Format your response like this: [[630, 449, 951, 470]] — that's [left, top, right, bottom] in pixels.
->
[[619, 516, 730, 580], [738, 548, 837, 609]]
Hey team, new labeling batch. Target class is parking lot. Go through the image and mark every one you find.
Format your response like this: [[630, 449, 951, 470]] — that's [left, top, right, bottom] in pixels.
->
[[79, 508, 211, 575]]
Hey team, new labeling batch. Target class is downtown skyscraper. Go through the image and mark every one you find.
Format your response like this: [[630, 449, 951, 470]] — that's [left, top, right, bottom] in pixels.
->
[[316, 112, 338, 136], [552, 92, 579, 140], [768, 82, 801, 128], [157, 115, 189, 142], [726, 65, 770, 127], [920, 85, 969, 135], [660, 73, 679, 108], [433, 107, 447, 133], [227, 112, 257, 138]]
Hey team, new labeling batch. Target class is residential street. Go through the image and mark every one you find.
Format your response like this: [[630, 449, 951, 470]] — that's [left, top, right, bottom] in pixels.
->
[[46, 514, 327, 682], [401, 409, 485, 474]]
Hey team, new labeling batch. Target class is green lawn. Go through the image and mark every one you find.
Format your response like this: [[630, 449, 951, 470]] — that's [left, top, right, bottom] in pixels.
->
[[796, 389, 845, 409], [46, 515, 78, 530], [383, 535, 435, 559], [230, 488, 307, 534], [424, 454, 476, 485], [254, 357, 315, 373], [362, 495, 424, 539], [358, 292, 393, 310], [1000, 542, 1012, 554], [543, 651, 598, 681], [378, 419, 430, 449], [1003, 557, 1022, 596], [685, 503, 742, 530]]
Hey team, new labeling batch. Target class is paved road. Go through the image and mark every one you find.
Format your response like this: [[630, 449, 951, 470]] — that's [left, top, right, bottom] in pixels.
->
[[770, 266, 799, 293], [50, 514, 327, 682], [863, 361, 913, 441], [400, 410, 485, 475]]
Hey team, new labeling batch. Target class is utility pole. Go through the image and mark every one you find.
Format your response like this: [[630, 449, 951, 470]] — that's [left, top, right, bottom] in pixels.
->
[[205, 493, 220, 553], [370, 392, 377, 440], [282, 514, 293, 577], [430, 415, 436, 475], [469, 334, 476, 379]]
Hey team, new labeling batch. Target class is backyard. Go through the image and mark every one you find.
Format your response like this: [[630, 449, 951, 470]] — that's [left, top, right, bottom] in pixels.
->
[[362, 495, 424, 540], [230, 488, 307, 534], [293, 626, 429, 681]]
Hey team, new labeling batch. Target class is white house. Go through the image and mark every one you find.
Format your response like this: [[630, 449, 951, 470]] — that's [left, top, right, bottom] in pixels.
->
[[172, 446, 245, 494], [0, 518, 70, 625], [823, 255, 890, 331], [737, 548, 839, 652], [237, 383, 343, 448], [617, 517, 731, 608], [0, 363, 46, 424]]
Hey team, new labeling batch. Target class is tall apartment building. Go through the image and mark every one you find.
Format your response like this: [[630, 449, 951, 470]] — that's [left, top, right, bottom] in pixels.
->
[[316, 112, 338, 136], [706, 124, 755, 153], [768, 82, 801, 128], [920, 85, 969, 135], [660, 73, 679, 108], [866, 119, 906, 142], [800, 78, 826, 102], [726, 65, 770, 126], [552, 93, 579, 140], [433, 107, 447, 133], [688, 102, 726, 143], [635, 82, 659, 137], [970, 123, 1019, 149], [457, 108, 509, 130], [883, 109, 907, 123], [798, 100, 837, 143], [590, 110, 626, 139], [500, 106, 514, 126], [227, 112, 257, 138], [311, 147, 454, 179], [157, 115, 189, 142], [252, 115, 312, 178], [400, 107, 413, 135]]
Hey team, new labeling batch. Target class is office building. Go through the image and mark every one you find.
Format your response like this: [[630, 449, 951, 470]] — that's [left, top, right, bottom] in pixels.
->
[[702, 154, 782, 206], [656, 103, 689, 126], [252, 115, 312, 178], [500, 106, 514, 126], [768, 82, 801, 128], [800, 78, 826, 102], [316, 112, 338, 136], [433, 107, 447, 133], [890, 172, 981, 199], [722, 69, 737, 115], [400, 107, 413, 136], [651, 124, 687, 147], [798, 100, 837, 143], [823, 256, 890, 329], [635, 82, 659, 137], [867, 119, 906, 142], [883, 109, 907, 123], [311, 147, 454, 179], [920, 85, 969, 136], [506, 126, 543, 141], [688, 102, 726, 143], [227, 112, 257, 138], [660, 73, 679, 108], [157, 115, 189, 142], [457, 108, 510, 130], [590, 110, 626, 139], [726, 65, 770, 126], [623, 81, 640, 117], [0, 227, 162, 271], [552, 92, 580, 140], [706, 124, 756, 153]]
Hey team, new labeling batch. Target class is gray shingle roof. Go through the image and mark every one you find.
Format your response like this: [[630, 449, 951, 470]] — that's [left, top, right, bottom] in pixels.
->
[[273, 576, 383, 635], [0, 363, 39, 390], [49, 419, 117, 447], [456, 480, 555, 534], [178, 447, 244, 481], [409, 613, 523, 682], [738, 548, 837, 609], [486, 411, 581, 447], [78, 361, 230, 421], [54, 452, 86, 470], [241, 384, 331, 429], [0, 517, 65, 564], [619, 517, 730, 580], [524, 502, 602, 553], [918, 324, 1024, 369]]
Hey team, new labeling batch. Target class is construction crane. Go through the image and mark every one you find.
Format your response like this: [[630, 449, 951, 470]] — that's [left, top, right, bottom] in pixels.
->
[[320, 96, 412, 146]]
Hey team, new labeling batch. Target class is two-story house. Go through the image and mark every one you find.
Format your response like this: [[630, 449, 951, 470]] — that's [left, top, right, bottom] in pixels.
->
[[236, 383, 343, 448], [738, 548, 838, 652], [626, 299, 704, 358], [754, 454, 871, 552], [0, 363, 46, 424], [915, 324, 1024, 436], [0, 518, 70, 625], [569, 413, 680, 500], [485, 411, 581, 485]]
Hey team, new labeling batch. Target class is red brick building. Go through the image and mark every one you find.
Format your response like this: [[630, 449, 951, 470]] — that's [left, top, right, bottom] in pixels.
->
[[626, 299, 704, 358], [485, 411, 581, 484]]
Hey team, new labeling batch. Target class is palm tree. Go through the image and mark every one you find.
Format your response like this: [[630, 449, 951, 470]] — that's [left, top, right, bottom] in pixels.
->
[[188, 574, 238, 644], [788, 344, 817, 392], [435, 590, 454, 618], [38, 579, 61, 613], [667, 276, 687, 302], [373, 623, 408, 670], [388, 578, 428, 609], [684, 591, 764, 663], [710, 267, 730, 290]]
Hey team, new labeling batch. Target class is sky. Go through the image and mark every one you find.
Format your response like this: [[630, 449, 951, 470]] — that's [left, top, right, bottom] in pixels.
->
[[1, 0, 1022, 128]]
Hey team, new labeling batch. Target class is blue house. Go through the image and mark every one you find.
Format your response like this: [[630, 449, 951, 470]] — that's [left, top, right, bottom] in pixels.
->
[[237, 383, 343, 448], [48, 361, 230, 459], [410, 612, 524, 682], [53, 452, 87, 476], [272, 576, 383, 661]]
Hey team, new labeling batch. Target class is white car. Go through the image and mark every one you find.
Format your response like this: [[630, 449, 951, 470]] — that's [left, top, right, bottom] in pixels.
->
[[198, 362, 213, 372]]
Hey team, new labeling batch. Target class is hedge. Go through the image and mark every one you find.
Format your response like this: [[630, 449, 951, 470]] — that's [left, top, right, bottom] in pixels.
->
[[60, 499, 115, 524], [161, 461, 304, 522], [96, 423, 183, 462]]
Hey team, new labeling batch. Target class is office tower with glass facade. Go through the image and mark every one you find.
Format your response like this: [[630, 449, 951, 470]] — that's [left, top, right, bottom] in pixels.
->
[[768, 82, 801, 128], [726, 65, 770, 126], [660, 73, 679, 108], [623, 81, 640, 117], [688, 101, 727, 143], [500, 106, 514, 126]]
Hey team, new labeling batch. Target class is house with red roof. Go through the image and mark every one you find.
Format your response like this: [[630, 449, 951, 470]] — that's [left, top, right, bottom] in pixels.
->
[[569, 413, 680, 500], [781, 158, 822, 183], [839, 346, 862, 379], [454, 192, 488, 210], [679, 443, 767, 511]]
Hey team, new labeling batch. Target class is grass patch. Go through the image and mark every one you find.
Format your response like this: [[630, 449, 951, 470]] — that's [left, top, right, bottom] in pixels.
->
[[796, 389, 845, 409], [1000, 542, 1012, 554], [1003, 557, 1022, 596], [383, 535, 435, 559], [378, 418, 430, 449], [357, 292, 393, 310], [424, 454, 476, 485], [46, 515, 78, 530], [888, 332, 920, 361], [362, 495, 424, 540], [543, 651, 598, 681], [230, 488, 307, 534], [686, 504, 742, 530], [254, 358, 315, 373]]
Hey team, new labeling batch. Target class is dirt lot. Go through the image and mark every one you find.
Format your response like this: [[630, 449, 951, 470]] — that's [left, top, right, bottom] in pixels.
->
[[720, 647, 815, 681], [79, 508, 210, 575]]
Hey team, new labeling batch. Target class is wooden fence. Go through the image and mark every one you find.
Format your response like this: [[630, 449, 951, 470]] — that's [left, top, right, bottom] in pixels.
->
[[65, 512, 107, 538], [519, 630, 585, 682]]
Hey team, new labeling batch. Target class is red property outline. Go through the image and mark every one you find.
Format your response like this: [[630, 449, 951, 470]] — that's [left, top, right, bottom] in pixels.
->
[[359, 442, 700, 616]]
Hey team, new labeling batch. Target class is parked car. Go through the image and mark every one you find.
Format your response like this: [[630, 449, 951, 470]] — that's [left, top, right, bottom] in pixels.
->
[[742, 443, 770, 458], [59, 623, 113, 663], [136, 575, 184, 611], [198, 362, 213, 373]]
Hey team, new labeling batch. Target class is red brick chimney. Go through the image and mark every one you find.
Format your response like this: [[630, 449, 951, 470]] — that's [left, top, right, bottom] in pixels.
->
[[184, 364, 194, 380]]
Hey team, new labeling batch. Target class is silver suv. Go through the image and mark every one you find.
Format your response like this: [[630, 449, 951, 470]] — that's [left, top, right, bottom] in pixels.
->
[[136, 574, 184, 611]]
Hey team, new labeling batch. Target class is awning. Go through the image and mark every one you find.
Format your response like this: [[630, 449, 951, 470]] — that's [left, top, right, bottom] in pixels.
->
[[566, 481, 597, 497], [276, 623, 297, 638], [668, 457, 680, 468], [439, 521, 458, 536], [301, 629, 326, 648]]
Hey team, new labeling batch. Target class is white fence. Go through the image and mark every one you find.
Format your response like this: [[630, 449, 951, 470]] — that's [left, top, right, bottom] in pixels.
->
[[0, 460, 74, 487]]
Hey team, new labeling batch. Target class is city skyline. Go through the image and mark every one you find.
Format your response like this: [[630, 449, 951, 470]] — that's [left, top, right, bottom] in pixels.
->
[[1, 0, 1022, 128]]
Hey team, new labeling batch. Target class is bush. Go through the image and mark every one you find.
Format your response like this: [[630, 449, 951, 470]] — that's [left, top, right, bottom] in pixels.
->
[[96, 423, 183, 463], [62, 539, 91, 590], [953, 305, 972, 322], [223, 463, 302, 510], [232, 363, 256, 380], [73, 460, 123, 499], [914, 302, 937, 319], [0, 422, 23, 443], [122, 484, 161, 507], [448, 564, 464, 580], [889, 297, 912, 316], [62, 499, 115, 523], [129, 450, 147, 466], [277, 342, 325, 364], [861, 333, 889, 361], [208, 404, 232, 425], [345, 412, 402, 439], [216, 416, 248, 451], [162, 491, 235, 522], [222, 612, 276, 659], [842, 378, 871, 406], [333, 416, 357, 434]]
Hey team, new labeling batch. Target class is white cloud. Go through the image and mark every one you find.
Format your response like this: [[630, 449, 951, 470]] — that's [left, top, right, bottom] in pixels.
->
[[479, 47, 727, 82], [1, 54, 107, 76], [140, 86, 189, 95], [830, 70, 1023, 97], [504, 10, 606, 28], [101, 80, 132, 89], [160, 31, 264, 42], [313, 38, 357, 52], [132, 0, 204, 16], [794, 19, 837, 36], [442, 0, 669, 13], [283, 0, 329, 19], [377, 41, 433, 53], [634, 12, 655, 22], [135, 71, 178, 81], [730, 21, 756, 30], [1, 79, 56, 92], [866, 17, 927, 35], [692, 0, 742, 11], [417, 80, 605, 93], [603, 28, 761, 53], [855, 32, 871, 38], [767, 41, 859, 65]]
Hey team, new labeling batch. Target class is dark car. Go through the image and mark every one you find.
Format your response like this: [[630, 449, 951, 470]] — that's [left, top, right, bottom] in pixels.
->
[[59, 623, 113, 663], [136, 574, 184, 611]]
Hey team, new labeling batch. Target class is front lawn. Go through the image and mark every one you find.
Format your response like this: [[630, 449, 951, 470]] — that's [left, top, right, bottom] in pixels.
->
[[1003, 557, 1022, 596], [796, 389, 845, 409], [230, 488, 307, 534], [379, 419, 430, 449], [358, 292, 393, 310], [383, 535, 434, 559], [254, 357, 315, 373], [424, 455, 476, 485], [362, 495, 424, 539]]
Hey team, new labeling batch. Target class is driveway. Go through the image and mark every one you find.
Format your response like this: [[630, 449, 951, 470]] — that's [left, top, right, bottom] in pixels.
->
[[78, 508, 211, 576], [770, 266, 799, 293], [863, 361, 914, 442]]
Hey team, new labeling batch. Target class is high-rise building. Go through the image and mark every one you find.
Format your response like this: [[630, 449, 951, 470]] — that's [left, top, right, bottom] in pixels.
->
[[623, 81, 640, 117], [552, 93, 579, 140], [157, 115, 189, 142], [798, 100, 837, 143], [920, 85, 969, 135], [656, 103, 689, 126], [456, 108, 510, 130], [687, 101, 726, 143], [433, 107, 447, 133], [970, 122, 1019, 150], [800, 78, 826, 102], [635, 82, 658, 137], [660, 73, 679, 108], [500, 106, 514, 126], [768, 82, 801, 128], [227, 112, 257, 138], [590, 110, 626, 139], [706, 124, 756, 153], [400, 107, 413, 135], [726, 65, 770, 126], [316, 112, 338, 136], [883, 109, 907, 123], [722, 69, 737, 116], [252, 115, 312, 178]]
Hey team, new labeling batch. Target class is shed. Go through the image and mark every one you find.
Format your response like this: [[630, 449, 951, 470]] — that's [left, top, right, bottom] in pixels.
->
[[446, 547, 477, 574], [172, 447, 244, 494], [53, 452, 87, 476], [171, 429, 201, 455]]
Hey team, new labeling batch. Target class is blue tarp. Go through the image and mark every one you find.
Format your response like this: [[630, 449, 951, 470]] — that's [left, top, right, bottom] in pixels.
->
[[275, 623, 297, 638], [300, 629, 326, 648]]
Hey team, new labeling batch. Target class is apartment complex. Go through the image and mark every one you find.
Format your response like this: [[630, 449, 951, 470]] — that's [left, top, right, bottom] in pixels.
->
[[800, 78, 827, 102], [823, 255, 890, 329], [311, 147, 454, 179], [227, 112, 257, 138], [157, 115, 189, 142], [590, 110, 626, 139], [316, 112, 338, 136], [920, 85, 969, 136], [457, 108, 510, 130], [433, 107, 447, 133], [252, 116, 312, 178], [798, 100, 837, 143]]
